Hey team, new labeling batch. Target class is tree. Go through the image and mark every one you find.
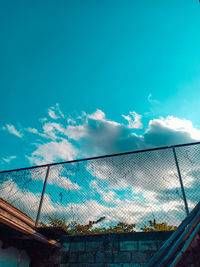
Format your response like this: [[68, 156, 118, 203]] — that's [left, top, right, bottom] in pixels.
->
[[39, 216, 136, 235], [40, 217, 177, 235], [141, 219, 178, 232]]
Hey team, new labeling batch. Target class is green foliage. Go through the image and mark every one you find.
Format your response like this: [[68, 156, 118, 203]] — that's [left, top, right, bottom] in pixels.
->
[[141, 219, 178, 232], [39, 217, 177, 235], [39, 217, 136, 235]]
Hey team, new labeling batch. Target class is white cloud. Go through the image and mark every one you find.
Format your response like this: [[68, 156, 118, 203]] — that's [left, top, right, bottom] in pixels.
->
[[90, 180, 117, 203], [0, 176, 189, 228], [144, 116, 200, 146], [148, 94, 159, 104], [48, 109, 59, 119], [25, 108, 200, 169], [65, 124, 87, 141], [2, 155, 16, 164], [86, 151, 181, 193], [0, 180, 42, 218], [40, 117, 48, 122], [42, 122, 65, 139], [2, 124, 23, 138], [48, 103, 65, 120], [26, 127, 39, 134], [64, 109, 139, 156], [67, 118, 76, 125], [122, 111, 143, 129], [2, 106, 200, 229], [88, 109, 106, 120], [27, 139, 78, 165], [48, 167, 81, 190]]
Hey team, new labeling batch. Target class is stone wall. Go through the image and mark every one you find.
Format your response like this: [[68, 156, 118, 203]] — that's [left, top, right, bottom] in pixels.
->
[[60, 231, 172, 266]]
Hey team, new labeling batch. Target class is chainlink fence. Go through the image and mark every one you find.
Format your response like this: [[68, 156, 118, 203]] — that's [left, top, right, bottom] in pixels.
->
[[0, 142, 200, 232]]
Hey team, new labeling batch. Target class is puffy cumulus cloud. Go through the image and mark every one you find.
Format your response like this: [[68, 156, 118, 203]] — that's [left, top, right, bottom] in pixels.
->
[[88, 109, 106, 120], [63, 111, 200, 158], [64, 109, 143, 156], [21, 107, 200, 224], [6, 105, 199, 167], [122, 111, 143, 129], [2, 124, 23, 138], [27, 139, 78, 165], [3, 104, 200, 167], [2, 105, 200, 228], [144, 116, 200, 147]]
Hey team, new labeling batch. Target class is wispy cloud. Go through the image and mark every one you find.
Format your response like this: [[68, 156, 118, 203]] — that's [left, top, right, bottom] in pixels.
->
[[48, 103, 65, 119], [26, 127, 39, 134], [2, 155, 16, 164], [148, 94, 159, 104], [2, 124, 23, 138]]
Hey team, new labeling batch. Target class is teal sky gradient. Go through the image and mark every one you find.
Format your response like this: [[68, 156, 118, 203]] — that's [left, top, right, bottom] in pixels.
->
[[0, 0, 200, 169]]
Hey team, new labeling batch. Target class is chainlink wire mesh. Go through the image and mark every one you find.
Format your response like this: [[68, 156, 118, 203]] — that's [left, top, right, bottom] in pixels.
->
[[1, 143, 200, 231], [175, 143, 200, 212], [0, 166, 48, 221]]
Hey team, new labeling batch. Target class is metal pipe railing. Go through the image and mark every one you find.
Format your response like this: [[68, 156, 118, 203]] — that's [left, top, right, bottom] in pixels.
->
[[1, 141, 200, 174], [160, 208, 200, 265], [172, 147, 189, 216], [146, 199, 200, 267], [35, 165, 50, 227], [171, 221, 200, 266]]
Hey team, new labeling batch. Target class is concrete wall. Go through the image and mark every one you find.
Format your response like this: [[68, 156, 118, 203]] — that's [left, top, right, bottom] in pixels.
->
[[0, 240, 30, 267], [60, 231, 172, 267]]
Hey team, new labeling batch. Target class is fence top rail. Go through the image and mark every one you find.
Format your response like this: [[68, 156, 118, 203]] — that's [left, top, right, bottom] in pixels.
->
[[0, 141, 200, 174]]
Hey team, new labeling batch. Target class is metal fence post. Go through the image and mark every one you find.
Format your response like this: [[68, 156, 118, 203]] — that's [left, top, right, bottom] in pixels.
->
[[35, 165, 50, 227], [172, 147, 189, 216]]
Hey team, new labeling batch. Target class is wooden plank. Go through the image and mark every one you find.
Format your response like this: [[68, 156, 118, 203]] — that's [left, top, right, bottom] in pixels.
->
[[0, 198, 61, 248], [0, 208, 36, 235], [0, 198, 35, 227]]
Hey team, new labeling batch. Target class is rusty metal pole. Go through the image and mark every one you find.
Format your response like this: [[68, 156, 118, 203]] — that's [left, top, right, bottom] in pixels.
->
[[172, 147, 189, 216], [35, 165, 50, 227]]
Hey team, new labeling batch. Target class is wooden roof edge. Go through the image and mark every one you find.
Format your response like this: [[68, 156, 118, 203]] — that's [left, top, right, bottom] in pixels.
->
[[33, 232, 62, 248], [0, 212, 61, 249], [0, 197, 35, 228]]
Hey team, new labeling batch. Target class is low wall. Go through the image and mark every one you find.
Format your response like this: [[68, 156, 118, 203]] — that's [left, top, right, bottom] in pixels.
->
[[0, 240, 30, 267], [60, 231, 172, 266]]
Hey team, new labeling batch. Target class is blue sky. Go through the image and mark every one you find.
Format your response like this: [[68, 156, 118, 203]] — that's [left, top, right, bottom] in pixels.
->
[[1, 0, 200, 170], [1, 1, 200, 228]]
